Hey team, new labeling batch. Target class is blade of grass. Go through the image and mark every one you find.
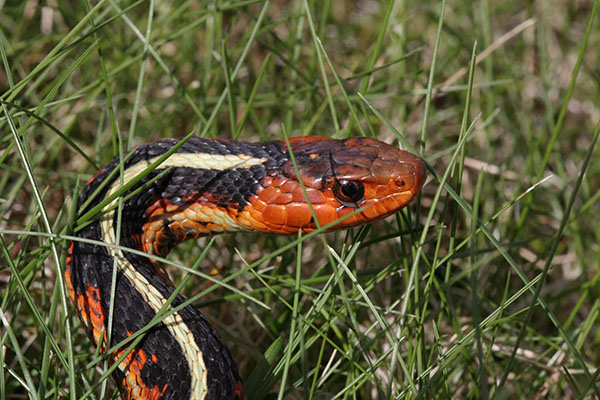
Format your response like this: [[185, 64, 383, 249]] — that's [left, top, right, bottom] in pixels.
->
[[499, 120, 600, 394]]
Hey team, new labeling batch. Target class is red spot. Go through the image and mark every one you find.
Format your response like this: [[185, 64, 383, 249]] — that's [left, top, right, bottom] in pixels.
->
[[69, 279, 107, 350], [64, 242, 77, 304], [115, 347, 167, 400], [233, 378, 247, 400]]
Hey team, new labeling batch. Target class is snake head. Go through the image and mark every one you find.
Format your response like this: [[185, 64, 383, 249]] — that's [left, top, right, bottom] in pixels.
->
[[246, 137, 426, 234]]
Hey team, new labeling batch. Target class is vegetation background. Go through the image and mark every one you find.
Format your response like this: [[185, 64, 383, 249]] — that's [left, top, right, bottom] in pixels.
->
[[1, 0, 599, 399]]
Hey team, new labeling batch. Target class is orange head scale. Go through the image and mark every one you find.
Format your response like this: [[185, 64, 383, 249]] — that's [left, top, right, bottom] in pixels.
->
[[247, 136, 426, 234]]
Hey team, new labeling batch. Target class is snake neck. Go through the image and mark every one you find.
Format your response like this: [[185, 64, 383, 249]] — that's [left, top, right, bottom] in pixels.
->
[[67, 139, 266, 399]]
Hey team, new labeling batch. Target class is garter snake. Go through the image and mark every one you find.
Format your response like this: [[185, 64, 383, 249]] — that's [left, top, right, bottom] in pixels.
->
[[66, 136, 426, 399]]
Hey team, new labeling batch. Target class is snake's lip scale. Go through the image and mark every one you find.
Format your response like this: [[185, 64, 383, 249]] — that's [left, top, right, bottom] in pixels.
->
[[66, 136, 425, 400]]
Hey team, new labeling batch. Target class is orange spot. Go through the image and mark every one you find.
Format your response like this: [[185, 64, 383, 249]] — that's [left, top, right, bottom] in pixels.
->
[[233, 379, 246, 400], [64, 243, 76, 304], [115, 347, 167, 400], [86, 285, 107, 346], [69, 282, 107, 350]]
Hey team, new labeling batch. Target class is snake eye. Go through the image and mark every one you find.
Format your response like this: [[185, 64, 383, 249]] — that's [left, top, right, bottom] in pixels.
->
[[333, 180, 365, 206]]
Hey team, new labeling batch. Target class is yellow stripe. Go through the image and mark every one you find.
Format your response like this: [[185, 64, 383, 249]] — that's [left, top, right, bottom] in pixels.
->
[[122, 152, 267, 179], [100, 152, 266, 399]]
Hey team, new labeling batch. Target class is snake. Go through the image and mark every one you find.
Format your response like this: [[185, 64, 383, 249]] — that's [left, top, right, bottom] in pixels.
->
[[65, 136, 426, 400]]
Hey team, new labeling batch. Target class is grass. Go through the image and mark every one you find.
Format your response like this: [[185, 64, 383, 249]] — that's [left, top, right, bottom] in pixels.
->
[[1, 0, 600, 399]]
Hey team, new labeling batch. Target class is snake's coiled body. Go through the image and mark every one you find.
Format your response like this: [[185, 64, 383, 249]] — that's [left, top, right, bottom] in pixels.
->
[[66, 136, 425, 399]]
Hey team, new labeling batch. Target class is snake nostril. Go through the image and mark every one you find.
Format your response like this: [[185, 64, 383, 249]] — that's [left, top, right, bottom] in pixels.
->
[[395, 177, 406, 189]]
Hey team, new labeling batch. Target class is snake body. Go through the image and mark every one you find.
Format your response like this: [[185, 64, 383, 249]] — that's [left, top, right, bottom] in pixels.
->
[[66, 136, 425, 399]]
